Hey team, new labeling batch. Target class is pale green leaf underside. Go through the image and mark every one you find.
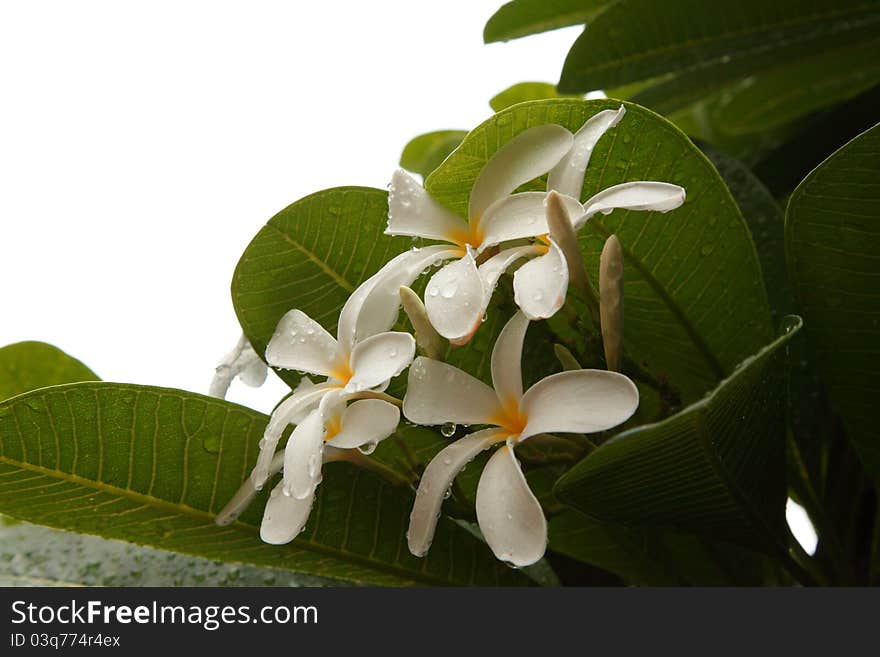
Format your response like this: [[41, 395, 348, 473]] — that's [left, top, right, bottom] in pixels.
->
[[427, 99, 773, 402], [0, 382, 527, 586], [0, 341, 99, 402], [785, 123, 880, 476], [555, 317, 802, 552], [483, 0, 611, 43], [489, 82, 580, 112], [400, 130, 467, 179]]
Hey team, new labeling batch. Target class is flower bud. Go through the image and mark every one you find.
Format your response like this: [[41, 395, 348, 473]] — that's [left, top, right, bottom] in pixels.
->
[[599, 234, 624, 372]]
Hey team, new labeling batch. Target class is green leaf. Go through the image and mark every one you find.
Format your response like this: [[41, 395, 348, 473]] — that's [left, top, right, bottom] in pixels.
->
[[484, 0, 611, 43], [0, 342, 98, 402], [549, 511, 768, 585], [426, 99, 774, 402], [489, 82, 579, 112], [785, 123, 880, 476], [400, 130, 467, 179], [231, 187, 413, 388], [706, 39, 880, 137], [558, 0, 880, 96], [700, 146, 794, 326], [554, 316, 803, 553], [0, 382, 528, 586]]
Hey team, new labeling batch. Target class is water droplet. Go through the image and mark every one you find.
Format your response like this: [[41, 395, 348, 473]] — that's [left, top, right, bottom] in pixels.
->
[[427, 285, 439, 297], [358, 441, 378, 455], [533, 291, 544, 301], [202, 436, 220, 454], [700, 244, 715, 256], [440, 282, 457, 299], [440, 422, 456, 438], [443, 486, 452, 499]]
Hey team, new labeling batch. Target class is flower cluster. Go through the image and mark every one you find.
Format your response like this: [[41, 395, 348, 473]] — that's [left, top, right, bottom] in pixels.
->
[[211, 106, 685, 566]]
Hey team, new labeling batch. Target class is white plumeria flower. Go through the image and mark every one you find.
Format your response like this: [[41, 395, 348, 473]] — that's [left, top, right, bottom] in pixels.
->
[[246, 246, 458, 491], [403, 311, 640, 566], [387, 106, 686, 342], [217, 392, 401, 545]]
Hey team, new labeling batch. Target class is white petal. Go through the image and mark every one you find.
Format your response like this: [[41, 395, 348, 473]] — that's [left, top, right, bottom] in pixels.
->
[[284, 377, 319, 425], [407, 428, 504, 557], [265, 309, 340, 376], [326, 399, 400, 449], [216, 452, 284, 526], [478, 192, 548, 249], [260, 480, 315, 545], [346, 331, 415, 391], [353, 246, 462, 346], [403, 356, 502, 426], [250, 383, 332, 489], [281, 408, 326, 500], [548, 105, 625, 200], [476, 443, 547, 567], [491, 311, 529, 406], [469, 124, 574, 222], [513, 239, 569, 320], [387, 169, 467, 241], [424, 253, 485, 344], [337, 246, 461, 352], [478, 244, 543, 292], [519, 370, 639, 440], [577, 181, 686, 229], [238, 344, 268, 387]]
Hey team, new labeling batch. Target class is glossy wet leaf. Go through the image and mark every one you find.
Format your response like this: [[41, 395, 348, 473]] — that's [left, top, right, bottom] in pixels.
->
[[0, 342, 98, 402], [483, 0, 611, 43], [427, 99, 773, 402], [706, 40, 880, 136], [400, 130, 467, 179], [557, 0, 880, 99], [554, 317, 802, 553], [0, 382, 528, 586], [785, 123, 880, 477], [0, 520, 343, 587]]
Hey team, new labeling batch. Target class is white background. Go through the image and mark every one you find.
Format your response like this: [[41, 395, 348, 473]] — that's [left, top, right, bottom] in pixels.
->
[[0, 0, 579, 411], [0, 1, 816, 552]]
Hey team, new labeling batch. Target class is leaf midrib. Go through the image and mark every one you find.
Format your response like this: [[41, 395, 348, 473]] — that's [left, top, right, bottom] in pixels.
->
[[264, 221, 355, 294], [0, 455, 451, 587]]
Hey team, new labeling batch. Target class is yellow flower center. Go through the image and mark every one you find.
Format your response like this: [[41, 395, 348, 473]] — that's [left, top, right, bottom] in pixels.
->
[[489, 395, 528, 438]]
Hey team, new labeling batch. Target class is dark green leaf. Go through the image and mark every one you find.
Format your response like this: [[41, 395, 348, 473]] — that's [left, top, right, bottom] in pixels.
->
[[554, 316, 803, 553], [549, 511, 768, 585], [484, 0, 611, 43], [0, 382, 528, 586], [231, 187, 412, 388], [700, 145, 794, 326], [0, 342, 98, 402], [785, 123, 880, 476], [558, 0, 880, 96], [706, 39, 880, 136], [426, 99, 774, 402], [400, 130, 467, 179]]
